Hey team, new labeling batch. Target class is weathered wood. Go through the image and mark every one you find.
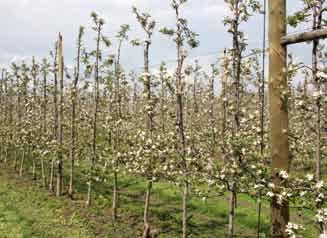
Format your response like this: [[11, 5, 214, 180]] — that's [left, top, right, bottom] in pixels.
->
[[269, 1, 290, 237], [281, 28, 327, 45]]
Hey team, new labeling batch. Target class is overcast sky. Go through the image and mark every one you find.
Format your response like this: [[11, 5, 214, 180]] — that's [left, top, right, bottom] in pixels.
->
[[0, 0, 313, 72]]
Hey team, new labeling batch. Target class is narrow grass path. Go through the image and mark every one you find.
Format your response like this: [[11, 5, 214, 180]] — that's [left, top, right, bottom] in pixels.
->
[[0, 170, 94, 238], [2, 164, 316, 238], [0, 166, 272, 238]]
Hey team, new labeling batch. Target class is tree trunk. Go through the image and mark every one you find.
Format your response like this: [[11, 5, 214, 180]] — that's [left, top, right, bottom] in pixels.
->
[[182, 180, 189, 238], [86, 180, 92, 207], [112, 171, 118, 220], [41, 63, 47, 187], [50, 42, 58, 194], [312, 1, 324, 235], [49, 158, 55, 193], [111, 37, 122, 217], [87, 23, 102, 207], [209, 65, 216, 158], [228, 189, 236, 237], [68, 145, 74, 198], [2, 72, 7, 164], [69, 27, 83, 199], [32, 157, 36, 180], [19, 148, 25, 177], [41, 157, 46, 187], [32, 57, 37, 181], [229, 1, 242, 236], [143, 180, 152, 238], [221, 50, 228, 163], [257, 1, 267, 236], [160, 65, 166, 133], [0, 70, 3, 164]]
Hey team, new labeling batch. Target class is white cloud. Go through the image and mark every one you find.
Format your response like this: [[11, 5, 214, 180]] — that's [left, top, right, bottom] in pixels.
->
[[0, 0, 306, 73], [0, 0, 229, 69]]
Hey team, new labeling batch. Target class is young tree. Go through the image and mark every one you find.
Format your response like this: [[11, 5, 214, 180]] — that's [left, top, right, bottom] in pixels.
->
[[31, 56, 40, 181], [220, 50, 229, 165], [288, 0, 327, 234], [223, 0, 260, 235], [18, 62, 30, 177], [159, 63, 168, 133], [0, 69, 6, 163], [40, 58, 50, 187], [161, 1, 199, 237], [132, 6, 156, 237], [111, 23, 129, 219], [69, 26, 85, 199], [257, 2, 267, 236], [49, 43, 58, 193], [208, 64, 218, 158], [86, 12, 110, 207]]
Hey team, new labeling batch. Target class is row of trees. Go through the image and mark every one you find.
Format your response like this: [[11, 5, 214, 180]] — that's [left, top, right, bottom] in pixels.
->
[[0, 0, 326, 237]]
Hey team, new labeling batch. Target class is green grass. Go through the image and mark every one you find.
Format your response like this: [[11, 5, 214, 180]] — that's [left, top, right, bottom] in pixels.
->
[[0, 171, 93, 238], [0, 163, 319, 238]]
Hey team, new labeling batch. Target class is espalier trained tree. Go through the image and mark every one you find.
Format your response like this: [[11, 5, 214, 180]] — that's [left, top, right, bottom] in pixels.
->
[[111, 23, 129, 220], [68, 26, 85, 199], [131, 6, 157, 238], [49, 42, 58, 194], [288, 0, 327, 235], [40, 57, 50, 188], [223, 0, 261, 236], [160, 1, 199, 237], [86, 12, 111, 207]]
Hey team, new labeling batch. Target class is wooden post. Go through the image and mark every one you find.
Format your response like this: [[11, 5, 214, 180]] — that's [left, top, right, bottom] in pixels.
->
[[281, 28, 327, 46], [269, 1, 290, 237]]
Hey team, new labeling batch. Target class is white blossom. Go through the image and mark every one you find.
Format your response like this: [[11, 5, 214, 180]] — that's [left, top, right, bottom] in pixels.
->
[[279, 170, 289, 180]]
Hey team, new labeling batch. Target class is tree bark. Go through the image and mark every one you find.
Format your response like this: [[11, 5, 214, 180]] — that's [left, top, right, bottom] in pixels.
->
[[56, 33, 64, 197], [221, 50, 228, 163], [160, 65, 166, 133], [182, 181, 189, 238], [31, 57, 37, 181], [143, 180, 152, 238], [229, 1, 242, 236], [312, 1, 324, 235], [86, 23, 101, 207], [50, 42, 58, 194], [228, 189, 236, 237], [0, 70, 4, 163], [258, 1, 267, 236], [175, 21, 188, 238], [69, 27, 83, 199], [111, 38, 122, 219], [19, 147, 25, 177], [112, 171, 118, 220], [209, 65, 216, 158], [142, 34, 153, 237], [41, 61, 48, 187]]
